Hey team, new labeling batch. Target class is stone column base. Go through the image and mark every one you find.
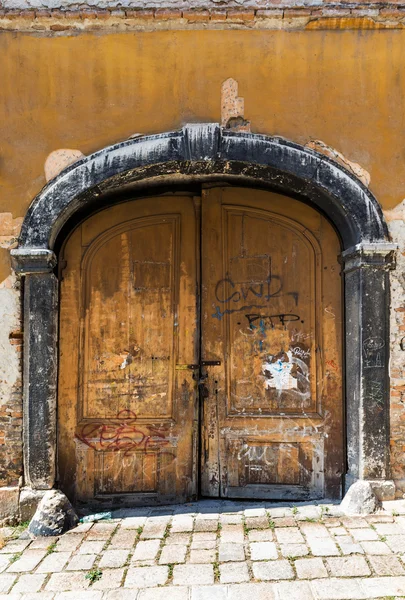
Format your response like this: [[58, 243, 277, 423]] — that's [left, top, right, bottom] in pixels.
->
[[19, 487, 47, 522], [345, 476, 396, 501]]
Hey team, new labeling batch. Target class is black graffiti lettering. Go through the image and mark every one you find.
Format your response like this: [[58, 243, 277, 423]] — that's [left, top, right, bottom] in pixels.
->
[[245, 313, 301, 328], [215, 277, 240, 303], [215, 274, 287, 304], [241, 283, 265, 301]]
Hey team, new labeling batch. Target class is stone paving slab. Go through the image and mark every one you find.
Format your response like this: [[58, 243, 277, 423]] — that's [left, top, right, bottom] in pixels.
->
[[3, 499, 405, 597]]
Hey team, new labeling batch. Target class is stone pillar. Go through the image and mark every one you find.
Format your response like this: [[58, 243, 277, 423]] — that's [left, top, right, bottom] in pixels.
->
[[10, 249, 58, 490], [342, 243, 396, 494]]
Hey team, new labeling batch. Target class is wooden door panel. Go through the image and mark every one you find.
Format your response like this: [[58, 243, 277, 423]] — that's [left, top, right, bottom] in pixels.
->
[[223, 210, 319, 417], [58, 196, 198, 506], [82, 218, 177, 421], [201, 187, 343, 501]]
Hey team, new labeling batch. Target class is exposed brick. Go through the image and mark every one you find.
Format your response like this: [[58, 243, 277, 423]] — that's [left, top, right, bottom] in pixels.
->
[[255, 9, 284, 18], [379, 8, 405, 18], [79, 10, 97, 19], [284, 9, 313, 18], [50, 24, 73, 31], [49, 9, 66, 18], [154, 9, 182, 20], [209, 10, 227, 21], [183, 10, 209, 21], [19, 10, 35, 18], [125, 9, 154, 19], [3, 10, 22, 19], [34, 10, 51, 18], [94, 9, 111, 19], [226, 10, 255, 21]]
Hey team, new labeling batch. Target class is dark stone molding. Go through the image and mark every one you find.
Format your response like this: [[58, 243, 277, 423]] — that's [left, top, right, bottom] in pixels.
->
[[341, 243, 396, 491], [342, 243, 397, 273], [22, 272, 58, 489], [11, 249, 57, 275], [11, 124, 395, 500], [14, 124, 387, 253]]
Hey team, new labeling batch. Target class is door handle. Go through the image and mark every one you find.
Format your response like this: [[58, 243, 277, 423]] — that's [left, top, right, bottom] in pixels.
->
[[198, 382, 210, 399]]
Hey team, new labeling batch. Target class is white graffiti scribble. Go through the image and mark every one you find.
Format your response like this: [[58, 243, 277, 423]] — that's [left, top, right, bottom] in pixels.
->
[[291, 346, 311, 360], [237, 444, 276, 465]]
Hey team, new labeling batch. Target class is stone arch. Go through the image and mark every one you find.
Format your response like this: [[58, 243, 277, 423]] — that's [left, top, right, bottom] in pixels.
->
[[11, 124, 396, 498]]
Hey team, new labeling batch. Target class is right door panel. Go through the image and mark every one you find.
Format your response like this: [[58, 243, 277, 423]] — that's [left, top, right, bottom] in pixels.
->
[[201, 187, 343, 501]]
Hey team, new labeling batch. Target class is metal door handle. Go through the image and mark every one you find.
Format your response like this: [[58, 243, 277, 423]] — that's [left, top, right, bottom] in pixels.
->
[[198, 383, 210, 399]]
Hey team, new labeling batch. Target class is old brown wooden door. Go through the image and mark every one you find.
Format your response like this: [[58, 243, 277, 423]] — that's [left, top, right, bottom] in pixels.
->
[[200, 187, 343, 501], [58, 187, 343, 506], [58, 195, 199, 506]]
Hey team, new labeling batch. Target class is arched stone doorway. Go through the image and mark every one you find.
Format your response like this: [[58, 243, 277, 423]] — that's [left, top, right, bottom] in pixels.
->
[[11, 124, 395, 505]]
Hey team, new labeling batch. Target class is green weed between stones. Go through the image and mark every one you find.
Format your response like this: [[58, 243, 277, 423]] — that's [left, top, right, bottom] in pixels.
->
[[46, 542, 57, 555], [9, 552, 22, 563], [11, 522, 29, 539], [85, 568, 103, 584], [163, 525, 172, 539]]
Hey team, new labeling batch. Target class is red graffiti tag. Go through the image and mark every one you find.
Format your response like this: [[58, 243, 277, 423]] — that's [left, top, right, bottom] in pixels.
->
[[75, 409, 170, 456]]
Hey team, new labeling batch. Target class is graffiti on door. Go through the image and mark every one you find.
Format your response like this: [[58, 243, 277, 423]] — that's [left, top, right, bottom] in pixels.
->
[[212, 273, 299, 320], [76, 409, 170, 456]]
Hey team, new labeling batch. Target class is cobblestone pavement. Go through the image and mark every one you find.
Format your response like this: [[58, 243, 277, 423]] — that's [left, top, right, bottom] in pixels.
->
[[2, 500, 405, 599]]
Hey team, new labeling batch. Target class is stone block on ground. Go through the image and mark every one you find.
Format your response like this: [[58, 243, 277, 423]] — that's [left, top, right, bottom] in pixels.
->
[[368, 479, 396, 501], [28, 490, 78, 537], [18, 488, 45, 523], [340, 481, 379, 515]]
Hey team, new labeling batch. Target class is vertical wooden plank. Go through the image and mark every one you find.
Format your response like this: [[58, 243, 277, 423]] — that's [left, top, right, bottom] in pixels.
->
[[200, 188, 224, 497]]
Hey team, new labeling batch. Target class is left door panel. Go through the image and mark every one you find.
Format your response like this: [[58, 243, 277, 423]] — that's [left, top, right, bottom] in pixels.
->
[[58, 196, 199, 507]]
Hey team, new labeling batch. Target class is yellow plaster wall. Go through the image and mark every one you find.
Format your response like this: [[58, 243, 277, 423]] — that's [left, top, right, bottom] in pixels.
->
[[1, 28, 405, 263]]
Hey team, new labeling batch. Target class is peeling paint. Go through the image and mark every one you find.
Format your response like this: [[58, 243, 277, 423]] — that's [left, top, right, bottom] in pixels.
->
[[262, 350, 298, 390], [306, 139, 371, 187], [44, 149, 85, 182]]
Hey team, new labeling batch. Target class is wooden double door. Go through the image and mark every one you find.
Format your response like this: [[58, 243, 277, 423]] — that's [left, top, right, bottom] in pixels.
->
[[58, 187, 343, 506]]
